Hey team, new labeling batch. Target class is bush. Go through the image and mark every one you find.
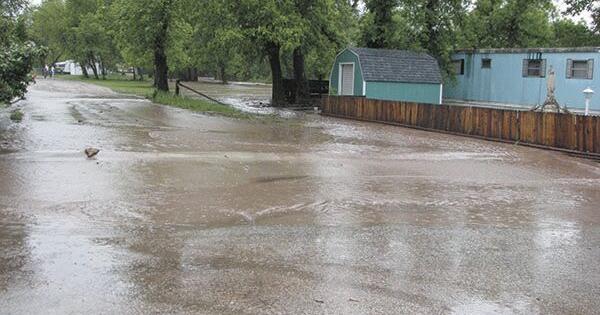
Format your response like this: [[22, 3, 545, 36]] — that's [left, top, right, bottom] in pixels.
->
[[0, 42, 45, 104], [9, 109, 23, 122]]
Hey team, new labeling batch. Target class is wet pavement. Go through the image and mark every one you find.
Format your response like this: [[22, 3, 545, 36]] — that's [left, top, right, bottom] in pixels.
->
[[1, 79, 599, 314]]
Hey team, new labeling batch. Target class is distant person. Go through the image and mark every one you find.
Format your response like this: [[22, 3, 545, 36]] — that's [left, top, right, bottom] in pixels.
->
[[50, 66, 55, 79], [43, 64, 49, 79]]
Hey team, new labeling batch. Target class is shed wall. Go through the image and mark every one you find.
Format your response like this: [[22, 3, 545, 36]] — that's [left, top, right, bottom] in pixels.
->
[[366, 81, 442, 104], [330, 50, 364, 96], [444, 51, 600, 110]]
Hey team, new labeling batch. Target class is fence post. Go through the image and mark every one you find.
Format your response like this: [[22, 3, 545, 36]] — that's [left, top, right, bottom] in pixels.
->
[[175, 79, 180, 96], [516, 111, 521, 142]]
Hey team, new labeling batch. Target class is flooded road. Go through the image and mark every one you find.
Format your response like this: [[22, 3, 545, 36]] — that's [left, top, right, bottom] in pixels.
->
[[1, 79, 600, 314]]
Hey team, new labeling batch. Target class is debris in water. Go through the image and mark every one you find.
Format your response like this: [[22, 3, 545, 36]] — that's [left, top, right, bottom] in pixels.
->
[[349, 298, 359, 302], [84, 147, 100, 159], [314, 299, 324, 304]]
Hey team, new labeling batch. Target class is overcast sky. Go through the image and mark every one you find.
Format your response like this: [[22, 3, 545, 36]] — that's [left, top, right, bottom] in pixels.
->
[[28, 0, 593, 25]]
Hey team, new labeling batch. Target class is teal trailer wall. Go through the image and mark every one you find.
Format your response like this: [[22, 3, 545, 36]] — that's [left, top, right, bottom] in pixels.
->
[[366, 81, 442, 104], [329, 49, 364, 96]]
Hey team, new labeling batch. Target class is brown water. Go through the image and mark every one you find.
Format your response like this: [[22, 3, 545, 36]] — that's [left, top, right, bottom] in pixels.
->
[[1, 79, 599, 314]]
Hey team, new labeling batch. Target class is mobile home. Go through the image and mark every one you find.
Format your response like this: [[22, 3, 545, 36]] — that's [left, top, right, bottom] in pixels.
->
[[444, 47, 599, 110]]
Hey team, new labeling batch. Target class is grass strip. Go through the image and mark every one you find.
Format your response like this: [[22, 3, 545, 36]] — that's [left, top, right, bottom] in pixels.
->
[[56, 75, 249, 118]]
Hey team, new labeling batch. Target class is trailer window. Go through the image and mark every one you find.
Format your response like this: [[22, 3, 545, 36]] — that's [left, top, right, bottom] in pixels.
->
[[527, 60, 542, 77], [482, 59, 491, 69], [452, 59, 464, 75], [568, 60, 593, 79]]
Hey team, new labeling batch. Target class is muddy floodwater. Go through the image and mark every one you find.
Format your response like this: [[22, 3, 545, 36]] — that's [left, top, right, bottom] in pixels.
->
[[1, 80, 600, 314], [170, 79, 275, 114]]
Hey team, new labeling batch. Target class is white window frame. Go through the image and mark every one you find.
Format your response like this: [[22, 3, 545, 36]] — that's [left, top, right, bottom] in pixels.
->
[[338, 62, 355, 96]]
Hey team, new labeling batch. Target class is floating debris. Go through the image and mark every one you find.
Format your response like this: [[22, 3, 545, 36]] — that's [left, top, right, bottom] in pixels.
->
[[84, 147, 100, 158]]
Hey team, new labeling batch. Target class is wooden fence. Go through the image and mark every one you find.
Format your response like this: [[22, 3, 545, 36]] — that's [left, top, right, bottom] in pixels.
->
[[321, 96, 600, 155]]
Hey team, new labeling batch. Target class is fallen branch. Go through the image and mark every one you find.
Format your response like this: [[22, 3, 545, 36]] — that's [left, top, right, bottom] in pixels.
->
[[8, 97, 24, 106]]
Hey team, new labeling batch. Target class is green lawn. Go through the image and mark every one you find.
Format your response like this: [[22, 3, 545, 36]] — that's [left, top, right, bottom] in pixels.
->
[[56, 75, 248, 118]]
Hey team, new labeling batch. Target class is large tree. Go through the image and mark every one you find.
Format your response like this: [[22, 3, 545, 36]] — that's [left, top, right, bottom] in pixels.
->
[[459, 0, 554, 49], [553, 19, 600, 47], [362, 0, 397, 48], [192, 0, 245, 84], [288, 0, 356, 103], [29, 0, 68, 65], [230, 0, 304, 106], [410, 0, 466, 71], [112, 0, 174, 91]]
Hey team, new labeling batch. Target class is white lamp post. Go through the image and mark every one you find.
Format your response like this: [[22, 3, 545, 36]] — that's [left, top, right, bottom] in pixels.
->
[[583, 87, 594, 116]]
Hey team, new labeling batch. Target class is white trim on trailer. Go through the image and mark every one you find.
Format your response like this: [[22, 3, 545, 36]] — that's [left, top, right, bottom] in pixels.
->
[[439, 84, 443, 104], [338, 62, 355, 96], [363, 81, 366, 96]]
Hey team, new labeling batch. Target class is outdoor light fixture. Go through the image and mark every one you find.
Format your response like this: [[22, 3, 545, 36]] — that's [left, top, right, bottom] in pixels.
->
[[583, 87, 594, 116]]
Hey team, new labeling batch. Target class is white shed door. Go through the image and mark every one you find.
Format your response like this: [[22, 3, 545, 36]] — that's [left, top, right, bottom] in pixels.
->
[[340, 64, 354, 95]]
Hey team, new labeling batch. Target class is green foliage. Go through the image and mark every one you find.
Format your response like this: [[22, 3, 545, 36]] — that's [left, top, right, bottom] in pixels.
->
[[553, 19, 600, 47], [360, 0, 466, 77], [361, 0, 397, 48], [20, 0, 600, 99], [295, 0, 357, 80], [463, 0, 554, 48], [1, 0, 45, 104], [565, 0, 599, 32], [10, 109, 23, 122], [191, 0, 245, 82], [0, 42, 45, 103], [29, 0, 68, 63]]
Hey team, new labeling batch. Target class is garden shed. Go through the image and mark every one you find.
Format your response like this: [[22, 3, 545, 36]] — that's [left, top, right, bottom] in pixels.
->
[[329, 47, 443, 104]]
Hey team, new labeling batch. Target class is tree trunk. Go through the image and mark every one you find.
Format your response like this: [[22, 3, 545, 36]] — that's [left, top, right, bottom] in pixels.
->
[[81, 63, 89, 78], [153, 1, 171, 92], [424, 0, 440, 58], [88, 56, 99, 80], [293, 47, 309, 105], [219, 63, 227, 84], [136, 67, 144, 81], [267, 43, 285, 106], [100, 60, 106, 80], [191, 68, 198, 81], [154, 49, 169, 91]]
